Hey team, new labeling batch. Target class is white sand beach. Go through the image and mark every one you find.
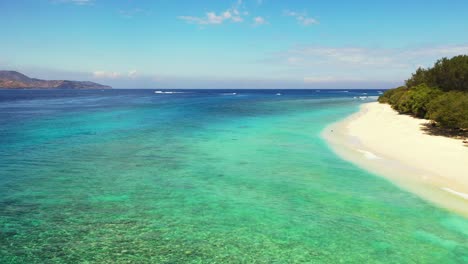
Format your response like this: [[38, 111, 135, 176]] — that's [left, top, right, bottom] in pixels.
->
[[323, 102, 468, 217]]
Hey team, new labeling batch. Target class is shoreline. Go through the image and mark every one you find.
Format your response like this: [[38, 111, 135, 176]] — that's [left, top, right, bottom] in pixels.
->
[[323, 102, 468, 217]]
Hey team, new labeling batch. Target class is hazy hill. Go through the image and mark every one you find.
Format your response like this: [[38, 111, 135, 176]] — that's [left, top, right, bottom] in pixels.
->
[[0, 71, 112, 89]]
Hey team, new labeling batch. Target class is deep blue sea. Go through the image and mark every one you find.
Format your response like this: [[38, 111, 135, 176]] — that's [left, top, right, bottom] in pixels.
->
[[0, 89, 467, 263]]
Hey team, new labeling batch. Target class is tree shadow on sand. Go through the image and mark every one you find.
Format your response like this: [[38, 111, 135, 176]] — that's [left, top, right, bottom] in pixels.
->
[[420, 122, 468, 147]]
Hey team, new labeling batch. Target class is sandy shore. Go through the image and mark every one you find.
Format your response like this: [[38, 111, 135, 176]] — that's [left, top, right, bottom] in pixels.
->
[[323, 102, 468, 217]]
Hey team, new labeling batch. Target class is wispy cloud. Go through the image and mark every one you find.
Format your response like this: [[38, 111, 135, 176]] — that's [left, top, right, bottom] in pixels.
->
[[178, 1, 246, 25], [279, 45, 468, 68], [56, 0, 94, 6], [303, 76, 365, 83], [128, 70, 138, 79], [93, 71, 121, 79], [253, 16, 267, 26], [93, 70, 138, 79], [119, 8, 149, 19], [266, 44, 468, 84], [284, 10, 318, 26], [283, 47, 396, 67]]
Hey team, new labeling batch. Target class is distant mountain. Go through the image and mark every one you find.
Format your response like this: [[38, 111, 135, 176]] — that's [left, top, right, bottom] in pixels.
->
[[0, 71, 112, 89]]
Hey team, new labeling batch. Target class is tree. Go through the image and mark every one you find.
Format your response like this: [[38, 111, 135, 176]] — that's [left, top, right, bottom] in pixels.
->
[[379, 55, 468, 130], [427, 92, 468, 129], [430, 55, 468, 92], [405, 67, 429, 88]]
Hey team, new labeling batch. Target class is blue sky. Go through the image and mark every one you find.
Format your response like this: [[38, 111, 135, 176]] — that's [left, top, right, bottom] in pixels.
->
[[1, 0, 468, 88]]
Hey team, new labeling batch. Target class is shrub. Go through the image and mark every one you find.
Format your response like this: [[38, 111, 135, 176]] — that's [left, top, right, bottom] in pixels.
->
[[427, 92, 468, 129], [379, 85, 437, 116], [378, 86, 407, 105], [404, 84, 442, 118]]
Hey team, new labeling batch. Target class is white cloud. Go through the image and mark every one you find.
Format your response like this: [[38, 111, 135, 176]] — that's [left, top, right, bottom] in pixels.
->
[[287, 57, 303, 64], [268, 44, 468, 84], [286, 47, 394, 66], [281, 45, 468, 68], [178, 11, 243, 25], [178, 1, 245, 25], [93, 70, 138, 79], [253, 16, 267, 25], [93, 71, 121, 79], [284, 10, 318, 26], [232, 16, 244, 23], [303, 76, 336, 83], [128, 70, 138, 79], [283, 10, 296, 17], [304, 76, 364, 83], [300, 17, 318, 26]]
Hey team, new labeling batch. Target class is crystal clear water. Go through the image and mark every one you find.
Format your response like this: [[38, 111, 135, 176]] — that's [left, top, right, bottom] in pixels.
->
[[0, 89, 467, 263]]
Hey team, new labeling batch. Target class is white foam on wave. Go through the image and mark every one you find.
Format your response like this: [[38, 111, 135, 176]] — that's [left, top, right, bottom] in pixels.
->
[[442, 188, 468, 200], [356, 149, 381, 160], [154, 91, 185, 94], [221, 92, 237, 95], [276, 93, 282, 96]]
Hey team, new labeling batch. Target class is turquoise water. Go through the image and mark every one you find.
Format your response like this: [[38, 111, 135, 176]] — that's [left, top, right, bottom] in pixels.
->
[[0, 89, 467, 263]]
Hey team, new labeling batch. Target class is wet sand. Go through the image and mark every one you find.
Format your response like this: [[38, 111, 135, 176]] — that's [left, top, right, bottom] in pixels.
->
[[323, 102, 468, 217]]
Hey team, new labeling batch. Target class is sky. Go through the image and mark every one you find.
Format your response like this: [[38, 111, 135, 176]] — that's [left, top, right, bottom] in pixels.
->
[[1, 0, 468, 89]]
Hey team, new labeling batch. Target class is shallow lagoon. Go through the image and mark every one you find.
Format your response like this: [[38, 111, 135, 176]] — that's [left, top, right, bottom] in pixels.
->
[[0, 89, 467, 263]]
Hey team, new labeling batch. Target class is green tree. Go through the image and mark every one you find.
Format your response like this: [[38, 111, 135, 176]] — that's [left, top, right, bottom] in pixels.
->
[[379, 54, 468, 130], [427, 92, 468, 129], [378, 86, 407, 105], [430, 55, 468, 92], [405, 67, 429, 88], [406, 84, 442, 118], [404, 55, 468, 92]]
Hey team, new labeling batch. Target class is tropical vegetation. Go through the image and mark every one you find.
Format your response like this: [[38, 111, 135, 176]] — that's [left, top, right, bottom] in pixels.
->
[[378, 55, 468, 130]]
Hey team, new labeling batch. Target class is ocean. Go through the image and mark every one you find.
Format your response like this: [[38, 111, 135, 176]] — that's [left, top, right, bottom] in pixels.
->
[[0, 89, 467, 263]]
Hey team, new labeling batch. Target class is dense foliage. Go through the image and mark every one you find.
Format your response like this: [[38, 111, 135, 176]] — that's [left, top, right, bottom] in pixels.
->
[[379, 55, 468, 129], [405, 55, 468, 92], [427, 92, 468, 129]]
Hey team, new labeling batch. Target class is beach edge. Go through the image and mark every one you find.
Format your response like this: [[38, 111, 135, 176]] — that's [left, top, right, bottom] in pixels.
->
[[322, 102, 468, 217]]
